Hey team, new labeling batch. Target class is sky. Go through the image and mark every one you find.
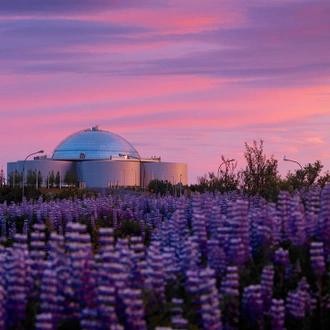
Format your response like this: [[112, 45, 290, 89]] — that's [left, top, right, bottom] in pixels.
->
[[1, 0, 330, 184]]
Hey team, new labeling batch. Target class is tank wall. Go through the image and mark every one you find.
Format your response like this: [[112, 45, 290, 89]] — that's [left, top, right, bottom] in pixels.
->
[[79, 160, 140, 188], [8, 159, 74, 187], [143, 162, 188, 186], [7, 158, 188, 189]]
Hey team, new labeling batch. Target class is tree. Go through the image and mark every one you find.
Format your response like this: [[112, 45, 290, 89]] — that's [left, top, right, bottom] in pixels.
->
[[0, 169, 5, 187], [55, 171, 61, 188], [147, 179, 173, 196], [285, 160, 330, 191], [64, 170, 78, 187], [8, 169, 23, 187], [26, 169, 43, 188], [46, 170, 55, 188], [217, 155, 240, 192], [240, 140, 280, 201], [192, 159, 240, 194]]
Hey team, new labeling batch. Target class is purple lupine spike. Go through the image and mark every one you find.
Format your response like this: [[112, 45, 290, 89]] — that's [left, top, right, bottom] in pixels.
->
[[310, 242, 326, 276], [286, 277, 312, 319], [39, 261, 62, 327], [265, 203, 281, 247], [260, 264, 274, 314], [220, 265, 240, 297], [227, 200, 252, 264], [90, 215, 96, 232], [190, 210, 207, 256], [97, 285, 116, 310], [202, 197, 213, 235], [0, 285, 5, 329], [80, 307, 101, 330], [290, 210, 307, 246], [29, 225, 47, 295], [198, 268, 222, 330], [162, 246, 179, 281], [274, 247, 290, 287], [98, 227, 115, 255], [144, 241, 166, 301], [170, 298, 188, 329], [175, 198, 190, 239], [318, 183, 330, 255], [207, 238, 226, 277], [274, 248, 290, 266], [277, 191, 291, 242], [241, 285, 264, 329], [0, 214, 6, 242], [113, 208, 118, 229], [209, 205, 221, 238], [227, 237, 246, 268], [22, 218, 29, 236], [9, 221, 16, 240], [249, 208, 265, 257], [13, 233, 28, 251], [121, 288, 147, 329], [116, 239, 133, 278], [305, 187, 321, 238], [4, 247, 29, 329], [270, 299, 285, 330], [180, 236, 201, 271], [185, 267, 222, 329], [220, 265, 240, 329], [35, 313, 54, 330], [129, 236, 145, 260]]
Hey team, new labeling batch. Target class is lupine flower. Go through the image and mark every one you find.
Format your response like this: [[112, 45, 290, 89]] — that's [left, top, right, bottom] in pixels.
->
[[286, 277, 312, 319], [260, 264, 274, 314], [310, 241, 326, 276], [35, 313, 54, 330], [220, 265, 240, 329], [207, 238, 226, 277], [4, 247, 29, 328], [121, 288, 147, 329], [270, 299, 285, 330], [242, 285, 264, 329], [274, 248, 289, 266]]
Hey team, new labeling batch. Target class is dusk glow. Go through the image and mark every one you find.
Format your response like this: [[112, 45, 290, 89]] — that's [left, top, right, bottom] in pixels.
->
[[1, 0, 330, 183]]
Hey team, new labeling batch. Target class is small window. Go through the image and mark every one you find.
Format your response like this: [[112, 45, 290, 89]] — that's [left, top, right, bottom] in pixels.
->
[[80, 152, 86, 159]]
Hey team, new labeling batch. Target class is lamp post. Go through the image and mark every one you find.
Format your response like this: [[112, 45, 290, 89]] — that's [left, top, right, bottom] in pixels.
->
[[283, 156, 303, 170], [118, 154, 145, 192], [179, 174, 182, 196], [218, 159, 235, 179], [284, 155, 304, 187], [22, 149, 44, 201]]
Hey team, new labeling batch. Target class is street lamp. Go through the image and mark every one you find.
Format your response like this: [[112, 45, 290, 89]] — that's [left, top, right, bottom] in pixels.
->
[[179, 174, 182, 195], [22, 149, 44, 201], [283, 156, 303, 170], [118, 154, 145, 192], [218, 159, 235, 179]]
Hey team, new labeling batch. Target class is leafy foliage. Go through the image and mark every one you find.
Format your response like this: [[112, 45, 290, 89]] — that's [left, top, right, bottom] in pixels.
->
[[147, 179, 174, 196], [241, 140, 280, 201], [7, 169, 23, 187], [64, 170, 78, 186], [26, 168, 43, 188]]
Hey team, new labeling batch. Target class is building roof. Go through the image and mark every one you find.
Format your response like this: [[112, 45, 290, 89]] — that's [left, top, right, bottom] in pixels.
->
[[52, 125, 140, 160]]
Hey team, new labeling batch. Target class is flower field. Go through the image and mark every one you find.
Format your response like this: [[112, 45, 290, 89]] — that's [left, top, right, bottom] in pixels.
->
[[1, 185, 330, 329]]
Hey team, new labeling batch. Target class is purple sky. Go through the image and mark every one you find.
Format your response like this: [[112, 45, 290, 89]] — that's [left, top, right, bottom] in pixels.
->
[[1, 0, 330, 184]]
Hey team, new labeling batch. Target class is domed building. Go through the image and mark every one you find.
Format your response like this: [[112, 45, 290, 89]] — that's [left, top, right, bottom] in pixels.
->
[[7, 126, 188, 189], [52, 125, 140, 160]]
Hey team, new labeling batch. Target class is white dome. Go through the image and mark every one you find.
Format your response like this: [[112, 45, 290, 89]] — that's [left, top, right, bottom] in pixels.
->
[[52, 126, 140, 160]]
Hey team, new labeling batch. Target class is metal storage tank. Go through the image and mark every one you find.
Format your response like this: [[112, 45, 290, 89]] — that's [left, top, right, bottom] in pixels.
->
[[52, 125, 140, 160]]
